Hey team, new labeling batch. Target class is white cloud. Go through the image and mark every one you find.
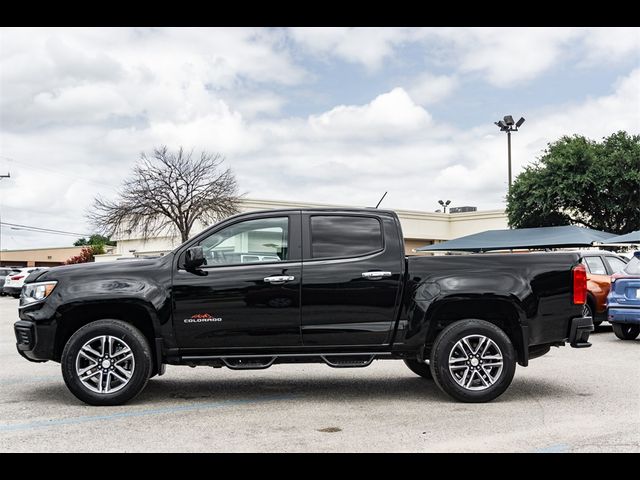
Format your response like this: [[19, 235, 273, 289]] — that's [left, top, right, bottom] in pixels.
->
[[288, 27, 640, 87], [289, 27, 418, 70], [425, 27, 582, 86], [406, 73, 459, 105], [0, 27, 306, 129], [581, 27, 640, 65], [308, 88, 432, 138]]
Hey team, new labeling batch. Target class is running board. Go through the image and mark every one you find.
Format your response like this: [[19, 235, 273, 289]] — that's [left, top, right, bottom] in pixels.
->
[[221, 357, 276, 370], [321, 354, 375, 368], [180, 352, 389, 370]]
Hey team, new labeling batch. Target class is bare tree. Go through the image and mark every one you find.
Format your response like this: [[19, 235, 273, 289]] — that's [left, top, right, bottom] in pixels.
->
[[90, 146, 242, 243]]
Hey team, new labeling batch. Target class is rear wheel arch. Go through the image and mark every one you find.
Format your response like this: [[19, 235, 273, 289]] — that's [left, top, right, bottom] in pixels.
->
[[422, 298, 526, 365]]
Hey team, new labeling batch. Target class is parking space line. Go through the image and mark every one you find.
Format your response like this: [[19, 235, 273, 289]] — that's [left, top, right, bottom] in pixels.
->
[[0, 395, 295, 432]]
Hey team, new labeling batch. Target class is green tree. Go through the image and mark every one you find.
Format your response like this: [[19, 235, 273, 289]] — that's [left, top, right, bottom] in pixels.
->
[[73, 234, 116, 247], [507, 131, 640, 234]]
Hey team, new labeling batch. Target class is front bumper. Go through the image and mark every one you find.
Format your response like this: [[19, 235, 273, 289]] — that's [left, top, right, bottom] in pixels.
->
[[3, 286, 21, 296], [14, 320, 56, 362], [607, 307, 640, 325], [569, 316, 594, 348]]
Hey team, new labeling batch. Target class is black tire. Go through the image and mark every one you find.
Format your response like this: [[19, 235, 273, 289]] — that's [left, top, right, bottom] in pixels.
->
[[403, 358, 433, 379], [584, 303, 602, 327], [61, 319, 152, 406], [430, 319, 516, 403], [612, 323, 640, 340]]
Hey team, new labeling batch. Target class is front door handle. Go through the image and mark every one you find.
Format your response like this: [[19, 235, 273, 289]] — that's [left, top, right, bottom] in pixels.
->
[[361, 271, 392, 280], [264, 275, 295, 285]]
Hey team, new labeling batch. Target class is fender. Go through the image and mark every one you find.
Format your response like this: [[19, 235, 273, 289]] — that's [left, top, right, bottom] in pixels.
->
[[396, 269, 532, 365]]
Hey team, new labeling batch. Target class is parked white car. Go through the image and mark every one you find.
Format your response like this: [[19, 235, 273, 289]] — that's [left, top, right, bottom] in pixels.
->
[[0, 267, 20, 295], [3, 267, 49, 298]]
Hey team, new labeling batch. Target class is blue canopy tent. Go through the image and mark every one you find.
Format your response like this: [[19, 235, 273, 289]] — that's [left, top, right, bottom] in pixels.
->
[[600, 230, 640, 245], [417, 225, 616, 253]]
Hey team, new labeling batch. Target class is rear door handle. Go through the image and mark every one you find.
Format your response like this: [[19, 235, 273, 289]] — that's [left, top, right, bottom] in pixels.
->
[[361, 271, 392, 280], [264, 275, 295, 284]]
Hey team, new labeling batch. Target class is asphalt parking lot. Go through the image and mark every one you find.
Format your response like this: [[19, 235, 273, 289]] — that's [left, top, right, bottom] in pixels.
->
[[0, 296, 638, 452]]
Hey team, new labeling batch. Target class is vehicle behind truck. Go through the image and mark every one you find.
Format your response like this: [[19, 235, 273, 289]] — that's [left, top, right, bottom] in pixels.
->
[[14, 208, 593, 405]]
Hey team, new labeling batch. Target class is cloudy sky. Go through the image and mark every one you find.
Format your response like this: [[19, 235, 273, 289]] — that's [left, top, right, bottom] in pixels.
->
[[1, 27, 639, 249]]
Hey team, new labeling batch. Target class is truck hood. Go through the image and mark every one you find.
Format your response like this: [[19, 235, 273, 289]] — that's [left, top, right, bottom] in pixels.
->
[[26, 255, 173, 284]]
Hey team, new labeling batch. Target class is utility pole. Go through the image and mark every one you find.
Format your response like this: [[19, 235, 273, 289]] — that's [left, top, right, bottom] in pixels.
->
[[0, 173, 10, 266]]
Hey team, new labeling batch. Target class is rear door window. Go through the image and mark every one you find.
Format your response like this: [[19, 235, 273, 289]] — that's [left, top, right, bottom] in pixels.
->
[[584, 256, 607, 275]]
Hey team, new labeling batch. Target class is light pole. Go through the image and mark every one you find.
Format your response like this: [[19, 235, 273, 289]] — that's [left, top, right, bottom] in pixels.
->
[[438, 199, 451, 213], [494, 115, 525, 192]]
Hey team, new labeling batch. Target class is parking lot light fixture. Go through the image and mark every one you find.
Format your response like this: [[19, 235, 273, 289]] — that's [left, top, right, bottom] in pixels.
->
[[494, 115, 525, 192], [438, 199, 452, 213]]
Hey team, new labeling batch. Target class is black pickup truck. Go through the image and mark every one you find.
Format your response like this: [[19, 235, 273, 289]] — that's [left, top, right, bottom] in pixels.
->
[[15, 208, 593, 405]]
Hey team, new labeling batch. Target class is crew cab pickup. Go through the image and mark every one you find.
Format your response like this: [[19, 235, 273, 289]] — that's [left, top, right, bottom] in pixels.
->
[[15, 208, 593, 405]]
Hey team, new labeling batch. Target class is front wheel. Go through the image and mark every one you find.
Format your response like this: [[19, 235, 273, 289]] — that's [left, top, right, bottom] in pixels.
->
[[612, 323, 640, 340], [430, 319, 516, 403], [61, 319, 152, 406]]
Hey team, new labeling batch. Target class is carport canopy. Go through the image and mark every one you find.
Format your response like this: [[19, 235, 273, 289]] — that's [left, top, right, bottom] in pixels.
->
[[417, 225, 616, 252], [601, 229, 640, 245]]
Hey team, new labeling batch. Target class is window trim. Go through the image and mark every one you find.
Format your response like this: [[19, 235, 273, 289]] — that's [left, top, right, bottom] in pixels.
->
[[305, 213, 385, 262]]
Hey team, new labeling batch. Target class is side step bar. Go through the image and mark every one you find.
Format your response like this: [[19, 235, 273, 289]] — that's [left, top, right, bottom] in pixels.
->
[[180, 352, 390, 370], [222, 357, 276, 370], [321, 355, 375, 368]]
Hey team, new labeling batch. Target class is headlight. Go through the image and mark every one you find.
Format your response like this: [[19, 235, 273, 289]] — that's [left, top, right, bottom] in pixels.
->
[[21, 281, 57, 305]]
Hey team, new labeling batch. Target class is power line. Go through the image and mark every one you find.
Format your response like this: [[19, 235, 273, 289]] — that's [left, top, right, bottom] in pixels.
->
[[0, 221, 90, 237], [0, 225, 83, 238]]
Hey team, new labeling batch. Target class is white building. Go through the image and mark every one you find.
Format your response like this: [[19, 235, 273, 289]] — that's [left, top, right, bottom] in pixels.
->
[[95, 198, 508, 262]]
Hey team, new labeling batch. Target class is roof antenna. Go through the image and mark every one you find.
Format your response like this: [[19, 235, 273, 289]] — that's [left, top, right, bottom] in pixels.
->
[[375, 191, 388, 209]]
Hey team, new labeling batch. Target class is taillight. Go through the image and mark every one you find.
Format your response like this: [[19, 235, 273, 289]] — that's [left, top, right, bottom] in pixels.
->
[[573, 264, 587, 305], [610, 273, 623, 284], [10, 275, 24, 281]]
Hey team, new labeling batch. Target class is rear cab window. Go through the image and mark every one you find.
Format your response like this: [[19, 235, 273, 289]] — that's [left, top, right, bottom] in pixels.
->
[[310, 215, 383, 259]]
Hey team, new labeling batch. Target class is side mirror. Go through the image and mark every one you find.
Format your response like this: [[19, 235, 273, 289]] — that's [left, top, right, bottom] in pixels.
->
[[185, 246, 205, 270]]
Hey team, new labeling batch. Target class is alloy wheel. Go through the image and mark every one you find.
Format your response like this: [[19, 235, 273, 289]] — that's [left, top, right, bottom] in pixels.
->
[[75, 335, 135, 394], [448, 334, 504, 391]]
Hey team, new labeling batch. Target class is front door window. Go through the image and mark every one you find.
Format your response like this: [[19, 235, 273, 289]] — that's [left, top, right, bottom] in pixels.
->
[[199, 217, 288, 266]]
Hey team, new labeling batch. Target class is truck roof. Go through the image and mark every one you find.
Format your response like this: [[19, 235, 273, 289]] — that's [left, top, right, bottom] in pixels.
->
[[232, 207, 398, 217]]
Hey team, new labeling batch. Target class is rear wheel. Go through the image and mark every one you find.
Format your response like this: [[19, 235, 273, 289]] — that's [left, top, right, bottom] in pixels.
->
[[584, 303, 601, 327], [430, 319, 516, 403], [403, 358, 433, 379], [612, 323, 640, 340], [61, 319, 152, 406]]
